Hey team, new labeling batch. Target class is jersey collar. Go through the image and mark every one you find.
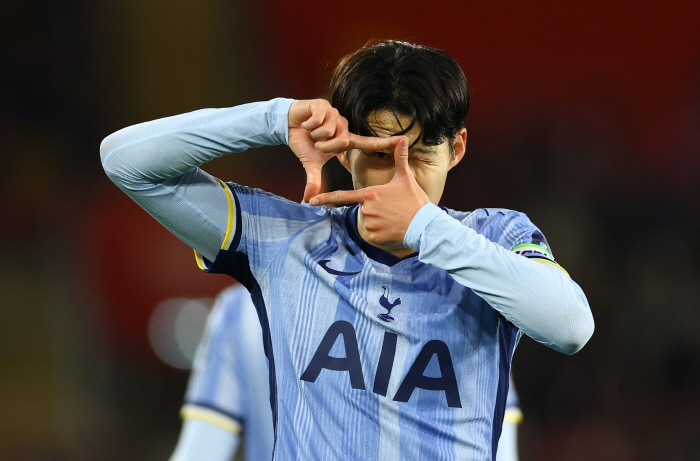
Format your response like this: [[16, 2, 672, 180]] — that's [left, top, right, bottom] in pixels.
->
[[344, 206, 419, 267]]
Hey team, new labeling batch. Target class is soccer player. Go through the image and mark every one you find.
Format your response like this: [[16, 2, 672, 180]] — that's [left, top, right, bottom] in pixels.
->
[[101, 40, 594, 460], [169, 284, 273, 461], [497, 376, 523, 461], [170, 283, 523, 461]]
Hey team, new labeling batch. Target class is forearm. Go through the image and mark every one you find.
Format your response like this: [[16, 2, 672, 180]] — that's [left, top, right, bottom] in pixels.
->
[[100, 98, 294, 260], [101, 98, 293, 183], [405, 204, 594, 354]]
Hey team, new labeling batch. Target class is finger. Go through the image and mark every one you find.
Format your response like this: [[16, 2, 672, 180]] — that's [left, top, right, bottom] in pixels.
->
[[303, 166, 323, 203], [347, 133, 402, 153], [309, 108, 339, 141], [309, 188, 368, 207], [300, 101, 328, 131], [315, 134, 350, 153], [392, 136, 412, 178], [310, 124, 336, 141], [314, 115, 350, 151]]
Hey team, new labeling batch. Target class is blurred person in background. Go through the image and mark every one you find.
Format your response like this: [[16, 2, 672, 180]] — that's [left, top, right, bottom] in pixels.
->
[[169, 284, 273, 461], [101, 39, 593, 460]]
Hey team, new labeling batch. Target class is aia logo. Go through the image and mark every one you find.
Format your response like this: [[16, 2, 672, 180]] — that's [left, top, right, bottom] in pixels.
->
[[378, 286, 401, 322]]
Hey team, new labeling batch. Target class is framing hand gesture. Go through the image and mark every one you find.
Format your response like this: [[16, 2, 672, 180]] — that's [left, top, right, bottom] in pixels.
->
[[288, 99, 402, 202], [309, 137, 430, 247]]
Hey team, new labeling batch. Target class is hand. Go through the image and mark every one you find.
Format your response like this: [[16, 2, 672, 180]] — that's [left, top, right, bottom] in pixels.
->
[[309, 137, 430, 248], [288, 99, 400, 202]]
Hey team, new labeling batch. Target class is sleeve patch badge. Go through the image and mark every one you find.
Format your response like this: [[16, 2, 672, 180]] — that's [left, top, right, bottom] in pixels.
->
[[511, 243, 553, 260]]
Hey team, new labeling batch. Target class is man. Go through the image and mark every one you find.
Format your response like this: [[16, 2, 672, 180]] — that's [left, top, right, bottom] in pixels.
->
[[102, 40, 593, 460], [169, 284, 522, 461], [497, 376, 523, 461], [170, 284, 274, 461]]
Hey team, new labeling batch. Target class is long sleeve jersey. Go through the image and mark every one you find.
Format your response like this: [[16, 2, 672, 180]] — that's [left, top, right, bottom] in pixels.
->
[[101, 98, 593, 461]]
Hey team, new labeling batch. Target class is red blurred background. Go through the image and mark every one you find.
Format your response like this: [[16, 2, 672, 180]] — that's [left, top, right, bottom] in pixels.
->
[[1, 1, 699, 460]]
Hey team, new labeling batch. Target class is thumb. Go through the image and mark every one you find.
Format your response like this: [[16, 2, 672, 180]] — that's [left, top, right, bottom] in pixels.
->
[[303, 165, 323, 203], [393, 136, 411, 179]]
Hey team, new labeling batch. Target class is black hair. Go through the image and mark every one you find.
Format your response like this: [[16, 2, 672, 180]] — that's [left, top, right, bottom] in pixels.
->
[[329, 40, 469, 151]]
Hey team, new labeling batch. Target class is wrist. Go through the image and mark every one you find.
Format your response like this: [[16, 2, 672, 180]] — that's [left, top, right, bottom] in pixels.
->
[[270, 98, 296, 145], [403, 202, 444, 251]]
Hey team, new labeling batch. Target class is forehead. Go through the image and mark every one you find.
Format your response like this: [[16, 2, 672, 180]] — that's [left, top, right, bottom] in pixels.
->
[[365, 110, 447, 156], [366, 110, 421, 139]]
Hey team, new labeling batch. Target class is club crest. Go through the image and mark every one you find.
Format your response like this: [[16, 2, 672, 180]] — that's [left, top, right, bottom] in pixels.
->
[[378, 286, 401, 322]]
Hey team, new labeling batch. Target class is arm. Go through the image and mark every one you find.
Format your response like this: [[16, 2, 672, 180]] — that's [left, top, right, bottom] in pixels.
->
[[171, 284, 275, 461], [170, 419, 240, 461], [496, 376, 522, 461], [100, 99, 294, 262], [171, 287, 247, 461], [310, 138, 594, 354], [101, 99, 399, 262], [495, 421, 519, 461], [404, 203, 594, 354]]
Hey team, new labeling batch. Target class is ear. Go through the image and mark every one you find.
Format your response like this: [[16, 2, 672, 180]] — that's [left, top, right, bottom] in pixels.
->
[[447, 128, 467, 171], [337, 151, 352, 172]]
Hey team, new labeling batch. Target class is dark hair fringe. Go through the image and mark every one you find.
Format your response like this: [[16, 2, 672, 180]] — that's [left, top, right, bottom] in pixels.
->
[[329, 40, 469, 149]]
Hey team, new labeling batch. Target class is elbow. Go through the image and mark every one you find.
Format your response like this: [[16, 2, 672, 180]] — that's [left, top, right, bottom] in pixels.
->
[[100, 132, 120, 179], [100, 131, 120, 166], [557, 304, 595, 355], [100, 130, 138, 188]]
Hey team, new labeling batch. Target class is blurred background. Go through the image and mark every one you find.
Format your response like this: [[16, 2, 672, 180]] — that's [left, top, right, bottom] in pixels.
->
[[1, 1, 699, 460]]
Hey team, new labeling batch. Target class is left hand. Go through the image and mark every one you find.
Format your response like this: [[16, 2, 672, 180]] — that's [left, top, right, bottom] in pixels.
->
[[309, 137, 430, 247]]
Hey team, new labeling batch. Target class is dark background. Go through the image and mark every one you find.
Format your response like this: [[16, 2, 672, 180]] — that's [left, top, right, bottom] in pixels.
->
[[1, 1, 699, 460]]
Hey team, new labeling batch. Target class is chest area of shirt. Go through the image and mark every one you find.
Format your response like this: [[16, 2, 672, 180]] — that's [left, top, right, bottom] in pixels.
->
[[268, 237, 500, 342]]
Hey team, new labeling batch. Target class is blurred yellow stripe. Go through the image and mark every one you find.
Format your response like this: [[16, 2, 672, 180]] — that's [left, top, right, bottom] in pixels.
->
[[181, 405, 242, 434], [532, 258, 569, 276], [194, 250, 207, 270], [503, 408, 523, 424], [217, 178, 234, 250]]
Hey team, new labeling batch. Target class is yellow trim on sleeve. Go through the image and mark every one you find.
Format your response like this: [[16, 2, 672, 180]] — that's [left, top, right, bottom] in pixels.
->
[[180, 405, 242, 434], [192, 179, 234, 270], [194, 250, 208, 270], [216, 178, 235, 250], [503, 408, 523, 424], [532, 258, 569, 276]]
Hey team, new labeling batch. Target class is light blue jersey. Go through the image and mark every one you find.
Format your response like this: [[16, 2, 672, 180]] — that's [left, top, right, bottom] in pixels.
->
[[198, 187, 546, 460], [496, 377, 522, 461], [177, 285, 521, 461], [101, 97, 594, 461], [178, 284, 273, 461]]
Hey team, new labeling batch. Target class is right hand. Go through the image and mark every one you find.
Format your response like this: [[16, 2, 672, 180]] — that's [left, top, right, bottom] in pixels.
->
[[288, 99, 402, 203]]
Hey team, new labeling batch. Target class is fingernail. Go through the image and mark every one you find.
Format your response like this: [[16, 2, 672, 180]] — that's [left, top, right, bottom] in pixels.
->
[[310, 198, 319, 206]]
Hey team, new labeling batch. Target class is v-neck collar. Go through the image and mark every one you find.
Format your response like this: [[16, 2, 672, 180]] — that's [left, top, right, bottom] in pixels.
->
[[344, 206, 419, 267]]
